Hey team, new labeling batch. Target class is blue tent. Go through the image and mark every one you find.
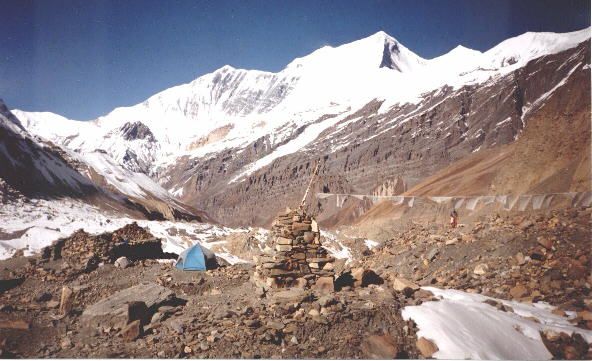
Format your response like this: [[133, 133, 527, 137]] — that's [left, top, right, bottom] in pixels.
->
[[175, 244, 217, 271]]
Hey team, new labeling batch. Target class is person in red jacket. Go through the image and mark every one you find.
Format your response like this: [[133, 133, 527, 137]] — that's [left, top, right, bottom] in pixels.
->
[[450, 209, 458, 228]]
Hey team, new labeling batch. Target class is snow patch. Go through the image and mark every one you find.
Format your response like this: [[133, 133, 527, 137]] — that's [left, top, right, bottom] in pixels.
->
[[402, 287, 592, 360]]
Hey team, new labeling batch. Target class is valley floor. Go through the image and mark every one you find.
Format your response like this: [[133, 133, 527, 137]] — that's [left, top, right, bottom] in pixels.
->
[[0, 205, 590, 359]]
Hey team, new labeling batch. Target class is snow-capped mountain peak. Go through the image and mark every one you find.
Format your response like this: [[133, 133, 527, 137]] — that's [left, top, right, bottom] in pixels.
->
[[285, 30, 426, 73]]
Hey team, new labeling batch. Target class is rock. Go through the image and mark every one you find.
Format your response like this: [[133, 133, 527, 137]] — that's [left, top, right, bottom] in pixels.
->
[[351, 268, 383, 288], [292, 222, 311, 233], [60, 337, 73, 349], [317, 295, 335, 307], [417, 337, 439, 358], [509, 284, 528, 299], [35, 292, 52, 302], [0, 320, 30, 330], [567, 265, 587, 280], [361, 334, 399, 359], [473, 264, 489, 275], [59, 286, 74, 316], [275, 245, 292, 252], [244, 319, 261, 328], [81, 283, 173, 329], [266, 320, 284, 330], [393, 278, 420, 297], [308, 309, 320, 317], [293, 278, 307, 289], [157, 351, 166, 358], [303, 232, 315, 242], [537, 237, 553, 250], [311, 220, 319, 232], [276, 237, 293, 245], [121, 320, 142, 341], [271, 289, 309, 304], [515, 252, 526, 265], [426, 248, 439, 261], [114, 256, 130, 269], [150, 312, 164, 324], [290, 336, 298, 344], [578, 310, 592, 321], [169, 321, 183, 334], [322, 262, 334, 271], [183, 346, 192, 354], [46, 300, 60, 309], [445, 238, 458, 245], [127, 301, 148, 325], [519, 220, 534, 230], [312, 276, 334, 293]]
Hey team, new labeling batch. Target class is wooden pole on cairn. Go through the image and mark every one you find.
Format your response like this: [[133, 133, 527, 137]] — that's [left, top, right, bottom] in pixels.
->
[[299, 159, 321, 210]]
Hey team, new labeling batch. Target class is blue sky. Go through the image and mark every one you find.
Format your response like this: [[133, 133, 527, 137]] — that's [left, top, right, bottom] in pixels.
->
[[1, 0, 589, 120]]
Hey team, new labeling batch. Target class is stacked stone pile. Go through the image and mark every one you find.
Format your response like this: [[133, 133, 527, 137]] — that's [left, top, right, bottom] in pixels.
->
[[40, 223, 171, 275], [254, 208, 335, 290]]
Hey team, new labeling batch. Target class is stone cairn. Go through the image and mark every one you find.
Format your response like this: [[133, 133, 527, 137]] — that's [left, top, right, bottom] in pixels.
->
[[253, 207, 335, 290]]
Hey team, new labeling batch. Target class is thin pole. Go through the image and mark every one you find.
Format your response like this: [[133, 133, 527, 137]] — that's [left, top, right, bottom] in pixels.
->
[[299, 160, 321, 209]]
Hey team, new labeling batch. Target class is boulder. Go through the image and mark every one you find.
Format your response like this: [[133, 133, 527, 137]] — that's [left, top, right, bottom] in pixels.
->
[[81, 282, 174, 328], [351, 268, 383, 288], [417, 337, 439, 358], [361, 334, 399, 359], [392, 278, 420, 296], [114, 256, 130, 268]]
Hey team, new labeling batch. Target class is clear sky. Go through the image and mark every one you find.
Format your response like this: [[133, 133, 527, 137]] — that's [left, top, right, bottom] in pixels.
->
[[1, 0, 589, 120]]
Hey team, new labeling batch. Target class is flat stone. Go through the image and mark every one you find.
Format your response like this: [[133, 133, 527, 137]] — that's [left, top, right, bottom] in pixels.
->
[[361, 334, 399, 359], [121, 320, 142, 342], [509, 284, 528, 299], [317, 295, 335, 307], [307, 257, 335, 263], [266, 320, 284, 330], [292, 222, 311, 233], [0, 320, 29, 330], [537, 237, 553, 250], [426, 248, 439, 261], [303, 232, 315, 242], [322, 263, 334, 271], [312, 276, 334, 293], [311, 220, 319, 233], [276, 237, 293, 245], [46, 300, 60, 308], [276, 245, 292, 252], [81, 283, 173, 328], [417, 337, 439, 358], [271, 289, 309, 304]]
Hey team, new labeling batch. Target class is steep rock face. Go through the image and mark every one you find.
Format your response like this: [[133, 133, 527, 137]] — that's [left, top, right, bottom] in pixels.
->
[[166, 41, 590, 227], [0, 100, 206, 221], [120, 121, 155, 142], [0, 99, 99, 198]]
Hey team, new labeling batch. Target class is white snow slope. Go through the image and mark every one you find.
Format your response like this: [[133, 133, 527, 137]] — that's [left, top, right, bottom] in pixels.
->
[[13, 28, 590, 185]]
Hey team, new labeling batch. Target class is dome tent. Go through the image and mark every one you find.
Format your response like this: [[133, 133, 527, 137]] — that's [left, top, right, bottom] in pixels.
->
[[175, 244, 218, 271]]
